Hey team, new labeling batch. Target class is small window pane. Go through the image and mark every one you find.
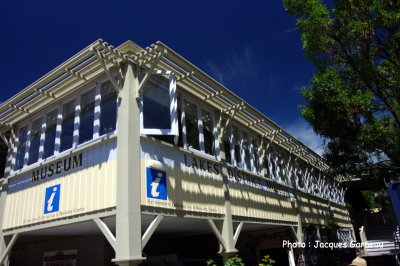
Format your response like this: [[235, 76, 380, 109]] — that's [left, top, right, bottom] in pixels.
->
[[242, 132, 251, 170], [15, 126, 28, 170], [100, 81, 117, 135], [43, 109, 58, 159], [143, 75, 171, 129], [184, 101, 199, 150], [201, 110, 215, 155], [233, 126, 241, 167], [253, 139, 261, 173], [60, 100, 75, 152], [28, 118, 42, 165], [79, 89, 95, 144], [222, 120, 232, 163]]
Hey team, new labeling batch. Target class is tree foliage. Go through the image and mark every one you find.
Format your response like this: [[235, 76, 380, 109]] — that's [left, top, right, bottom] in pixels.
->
[[283, 0, 400, 182]]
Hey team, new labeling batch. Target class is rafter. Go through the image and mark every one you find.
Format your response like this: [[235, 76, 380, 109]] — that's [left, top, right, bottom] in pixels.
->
[[65, 67, 87, 81], [8, 104, 30, 114], [247, 118, 264, 127], [177, 71, 194, 82], [203, 90, 222, 101], [34, 88, 56, 99]]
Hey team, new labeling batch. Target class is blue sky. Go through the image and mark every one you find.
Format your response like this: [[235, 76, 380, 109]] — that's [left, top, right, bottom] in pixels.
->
[[0, 0, 324, 154]]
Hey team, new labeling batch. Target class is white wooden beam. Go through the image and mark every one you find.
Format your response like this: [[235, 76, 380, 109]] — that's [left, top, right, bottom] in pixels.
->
[[233, 222, 244, 245], [0, 233, 19, 265], [203, 90, 222, 101], [136, 50, 167, 99], [142, 215, 164, 249], [34, 88, 56, 99], [177, 71, 194, 82], [8, 104, 30, 114], [247, 118, 264, 127], [207, 219, 228, 251], [65, 67, 87, 81], [92, 48, 121, 94], [0, 133, 11, 150], [94, 218, 116, 251]]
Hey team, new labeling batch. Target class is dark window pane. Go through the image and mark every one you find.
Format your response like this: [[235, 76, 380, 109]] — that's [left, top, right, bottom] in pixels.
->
[[242, 132, 251, 170], [100, 81, 117, 135], [15, 126, 28, 170], [143, 75, 171, 129], [184, 101, 199, 150], [253, 139, 260, 172], [79, 89, 95, 144], [60, 100, 75, 152], [43, 109, 58, 159], [223, 141, 232, 164], [233, 126, 241, 166], [28, 118, 42, 165], [201, 110, 214, 155]]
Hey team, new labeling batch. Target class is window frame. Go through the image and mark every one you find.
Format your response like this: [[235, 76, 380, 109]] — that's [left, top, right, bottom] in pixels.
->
[[179, 94, 219, 158], [140, 70, 178, 136]]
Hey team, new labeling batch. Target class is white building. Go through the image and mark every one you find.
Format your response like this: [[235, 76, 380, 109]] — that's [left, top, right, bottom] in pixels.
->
[[0, 39, 353, 266]]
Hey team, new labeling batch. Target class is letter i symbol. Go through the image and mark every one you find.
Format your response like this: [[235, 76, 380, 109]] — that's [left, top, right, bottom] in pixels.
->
[[47, 187, 58, 212]]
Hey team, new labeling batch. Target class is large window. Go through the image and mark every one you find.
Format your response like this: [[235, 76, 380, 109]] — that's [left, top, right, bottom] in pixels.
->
[[14, 126, 28, 170], [79, 89, 95, 144], [43, 109, 58, 159], [60, 100, 76, 152], [28, 118, 42, 165], [100, 81, 117, 135], [140, 71, 178, 135]]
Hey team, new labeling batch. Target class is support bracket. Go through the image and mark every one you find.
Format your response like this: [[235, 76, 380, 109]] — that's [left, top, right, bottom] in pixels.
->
[[0, 133, 11, 151], [94, 218, 117, 251], [233, 222, 244, 246], [207, 219, 228, 251], [0, 233, 19, 265], [92, 47, 121, 94], [136, 49, 167, 100], [142, 215, 164, 249]]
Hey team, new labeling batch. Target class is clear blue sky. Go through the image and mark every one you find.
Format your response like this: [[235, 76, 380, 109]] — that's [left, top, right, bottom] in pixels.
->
[[0, 0, 323, 154]]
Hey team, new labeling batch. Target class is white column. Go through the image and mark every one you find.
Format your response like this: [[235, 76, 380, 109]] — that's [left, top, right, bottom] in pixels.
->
[[112, 63, 145, 266]]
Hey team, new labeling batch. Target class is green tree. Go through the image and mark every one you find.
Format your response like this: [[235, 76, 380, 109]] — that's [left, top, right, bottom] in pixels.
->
[[283, 0, 400, 183]]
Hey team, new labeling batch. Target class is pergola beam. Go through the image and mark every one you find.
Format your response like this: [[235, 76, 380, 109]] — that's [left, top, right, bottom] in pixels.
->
[[92, 48, 121, 94], [203, 90, 223, 101], [177, 71, 194, 82], [8, 104, 30, 114], [136, 50, 167, 99]]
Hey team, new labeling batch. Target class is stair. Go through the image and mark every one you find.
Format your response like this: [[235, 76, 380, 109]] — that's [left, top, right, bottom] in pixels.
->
[[364, 223, 397, 256]]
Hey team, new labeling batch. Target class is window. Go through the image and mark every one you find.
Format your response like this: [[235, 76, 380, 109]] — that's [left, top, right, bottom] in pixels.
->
[[232, 126, 242, 167], [79, 89, 95, 144], [200, 110, 215, 155], [140, 71, 178, 135], [60, 100, 75, 152], [184, 100, 200, 150], [100, 81, 117, 135], [28, 118, 42, 165], [252, 138, 261, 173], [14, 126, 28, 170], [242, 131, 251, 171], [43, 109, 58, 159], [222, 120, 232, 163]]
